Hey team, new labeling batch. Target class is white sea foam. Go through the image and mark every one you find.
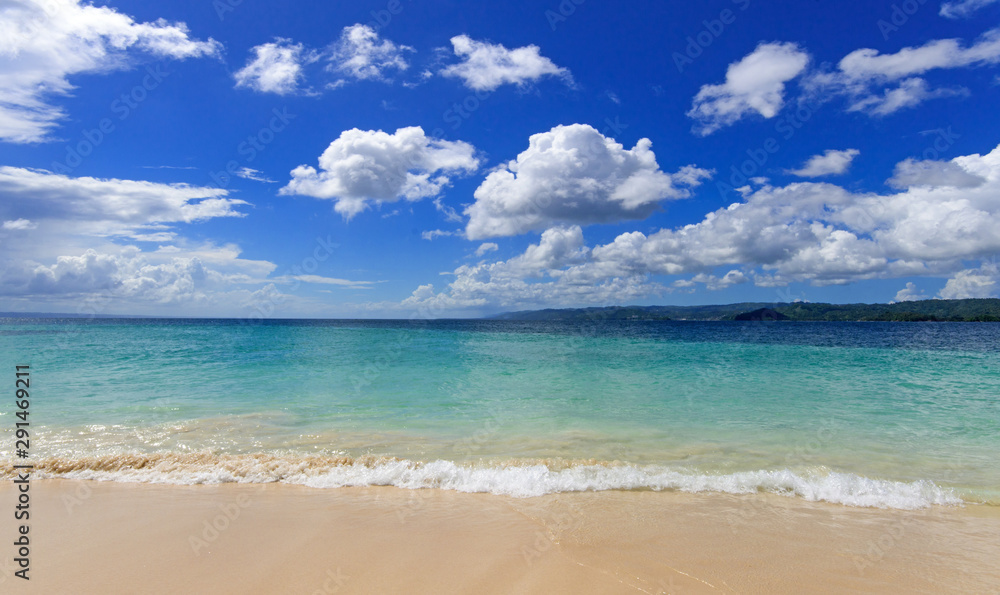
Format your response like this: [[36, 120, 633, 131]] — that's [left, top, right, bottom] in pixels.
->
[[295, 461, 963, 508], [8, 453, 965, 509]]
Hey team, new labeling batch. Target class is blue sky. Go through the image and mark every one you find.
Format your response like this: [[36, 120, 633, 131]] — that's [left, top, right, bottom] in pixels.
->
[[1, 0, 1000, 317]]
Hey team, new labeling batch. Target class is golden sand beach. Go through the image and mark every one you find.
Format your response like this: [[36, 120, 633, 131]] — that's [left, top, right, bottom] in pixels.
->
[[2, 480, 998, 594]]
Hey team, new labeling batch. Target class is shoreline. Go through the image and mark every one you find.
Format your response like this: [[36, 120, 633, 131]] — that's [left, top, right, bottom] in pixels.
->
[[5, 452, 981, 508], [2, 480, 998, 593]]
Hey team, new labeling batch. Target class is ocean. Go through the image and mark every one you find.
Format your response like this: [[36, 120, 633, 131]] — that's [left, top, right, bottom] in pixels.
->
[[2, 317, 998, 509]]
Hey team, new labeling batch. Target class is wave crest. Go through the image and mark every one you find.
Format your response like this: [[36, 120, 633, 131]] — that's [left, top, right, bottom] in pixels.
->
[[1, 452, 966, 509]]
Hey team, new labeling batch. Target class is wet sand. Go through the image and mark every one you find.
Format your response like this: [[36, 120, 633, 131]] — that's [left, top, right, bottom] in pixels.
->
[[1, 480, 998, 594]]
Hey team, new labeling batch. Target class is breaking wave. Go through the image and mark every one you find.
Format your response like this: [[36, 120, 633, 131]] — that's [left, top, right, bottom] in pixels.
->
[[1, 452, 968, 509]]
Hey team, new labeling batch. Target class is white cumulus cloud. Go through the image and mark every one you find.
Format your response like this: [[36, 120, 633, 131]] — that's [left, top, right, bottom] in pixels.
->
[[2, 218, 36, 231], [0, 244, 278, 309], [685, 270, 750, 291], [938, 264, 998, 298], [691, 28, 1000, 126], [888, 158, 987, 189], [421, 229, 456, 241], [440, 35, 572, 91], [836, 31, 1000, 79], [234, 38, 313, 95], [0, 166, 248, 237], [809, 27, 1000, 116], [892, 282, 926, 302], [402, 226, 658, 313], [328, 24, 412, 81], [401, 141, 1000, 313], [280, 126, 480, 219], [0, 0, 221, 143], [475, 243, 499, 257], [0, 170, 337, 316], [846, 78, 967, 116], [607, 144, 1000, 283], [940, 0, 1000, 18], [465, 124, 711, 240], [687, 42, 810, 135], [787, 149, 860, 177]]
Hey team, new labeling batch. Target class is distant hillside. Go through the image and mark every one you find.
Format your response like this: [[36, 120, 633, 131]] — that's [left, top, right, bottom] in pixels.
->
[[774, 299, 1000, 322], [490, 299, 1000, 322], [733, 308, 790, 321]]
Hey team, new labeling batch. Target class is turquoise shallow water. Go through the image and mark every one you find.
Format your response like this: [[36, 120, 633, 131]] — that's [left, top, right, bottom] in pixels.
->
[[1, 318, 998, 507]]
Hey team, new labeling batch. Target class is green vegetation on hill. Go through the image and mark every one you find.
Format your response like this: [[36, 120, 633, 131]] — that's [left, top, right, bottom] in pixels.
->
[[490, 299, 1000, 322], [733, 308, 789, 321], [774, 299, 1000, 322]]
